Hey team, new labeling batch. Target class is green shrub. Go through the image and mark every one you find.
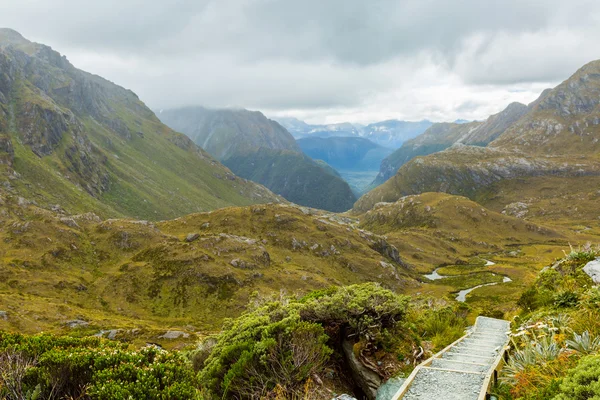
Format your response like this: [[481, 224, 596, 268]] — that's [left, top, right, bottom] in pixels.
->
[[553, 291, 579, 308], [553, 354, 600, 400], [200, 283, 409, 398], [0, 332, 199, 400], [416, 305, 467, 351]]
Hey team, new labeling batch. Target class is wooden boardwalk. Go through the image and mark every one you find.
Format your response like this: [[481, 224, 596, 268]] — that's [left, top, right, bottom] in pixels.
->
[[391, 316, 510, 400]]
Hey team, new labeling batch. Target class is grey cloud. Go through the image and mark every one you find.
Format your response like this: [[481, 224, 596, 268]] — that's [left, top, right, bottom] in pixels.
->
[[1, 0, 598, 121]]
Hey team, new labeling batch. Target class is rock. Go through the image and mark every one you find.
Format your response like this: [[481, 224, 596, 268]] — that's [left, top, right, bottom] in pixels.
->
[[342, 337, 382, 400], [583, 259, 600, 284], [371, 238, 406, 266], [376, 377, 406, 400], [106, 329, 119, 340], [201, 222, 210, 229], [285, 256, 291, 262], [158, 330, 190, 339], [66, 319, 89, 328], [333, 395, 357, 400], [75, 283, 88, 291], [0, 311, 7, 320], [59, 217, 80, 228], [185, 233, 200, 242]]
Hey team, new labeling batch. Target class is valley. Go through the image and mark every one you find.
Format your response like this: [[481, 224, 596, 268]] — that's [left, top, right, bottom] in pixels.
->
[[0, 24, 599, 400]]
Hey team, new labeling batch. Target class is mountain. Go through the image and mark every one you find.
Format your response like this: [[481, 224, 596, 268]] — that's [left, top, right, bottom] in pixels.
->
[[220, 148, 356, 212], [0, 29, 281, 220], [276, 117, 432, 148], [354, 60, 600, 226], [361, 119, 434, 149], [157, 107, 300, 160], [277, 117, 362, 139], [297, 136, 393, 171], [297, 136, 393, 196], [372, 102, 528, 186], [158, 107, 356, 212]]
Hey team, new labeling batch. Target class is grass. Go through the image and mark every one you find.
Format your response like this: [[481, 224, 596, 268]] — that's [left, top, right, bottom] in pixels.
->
[[0, 200, 419, 343]]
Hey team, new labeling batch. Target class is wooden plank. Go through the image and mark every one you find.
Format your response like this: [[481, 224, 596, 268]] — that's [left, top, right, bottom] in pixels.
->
[[477, 345, 510, 400]]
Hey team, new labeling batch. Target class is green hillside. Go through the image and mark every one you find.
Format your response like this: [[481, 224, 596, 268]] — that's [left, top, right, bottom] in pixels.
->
[[0, 29, 280, 221]]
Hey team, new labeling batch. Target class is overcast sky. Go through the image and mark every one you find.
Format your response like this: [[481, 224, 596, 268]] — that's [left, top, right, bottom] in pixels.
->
[[1, 0, 599, 124]]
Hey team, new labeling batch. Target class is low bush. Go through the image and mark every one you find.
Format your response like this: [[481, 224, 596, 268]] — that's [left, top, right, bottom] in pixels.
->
[[553, 354, 600, 400], [0, 332, 199, 400]]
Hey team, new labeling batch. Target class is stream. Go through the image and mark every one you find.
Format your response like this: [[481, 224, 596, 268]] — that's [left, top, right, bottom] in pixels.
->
[[423, 260, 512, 302]]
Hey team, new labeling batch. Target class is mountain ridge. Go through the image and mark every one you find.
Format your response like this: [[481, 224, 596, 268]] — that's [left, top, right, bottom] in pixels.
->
[[355, 60, 600, 222], [0, 29, 281, 220], [371, 101, 529, 186], [158, 106, 357, 211]]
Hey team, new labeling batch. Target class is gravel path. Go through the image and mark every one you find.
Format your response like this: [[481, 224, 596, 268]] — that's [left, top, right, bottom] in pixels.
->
[[398, 316, 509, 400]]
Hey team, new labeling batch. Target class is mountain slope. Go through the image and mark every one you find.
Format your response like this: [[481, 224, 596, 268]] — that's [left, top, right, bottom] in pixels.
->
[[297, 136, 393, 171], [158, 106, 300, 160], [0, 29, 280, 220], [372, 102, 528, 185], [354, 61, 600, 223], [159, 107, 356, 212], [222, 148, 357, 212]]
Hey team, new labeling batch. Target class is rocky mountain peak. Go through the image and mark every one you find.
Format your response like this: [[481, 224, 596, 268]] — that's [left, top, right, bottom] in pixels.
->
[[0, 28, 28, 45]]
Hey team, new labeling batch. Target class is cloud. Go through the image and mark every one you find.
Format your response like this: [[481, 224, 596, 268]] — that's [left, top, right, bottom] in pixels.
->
[[1, 0, 598, 123]]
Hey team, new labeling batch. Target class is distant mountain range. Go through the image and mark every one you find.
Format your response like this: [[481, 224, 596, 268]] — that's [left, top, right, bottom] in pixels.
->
[[158, 107, 356, 212], [276, 117, 433, 149], [297, 136, 393, 171], [371, 102, 529, 186]]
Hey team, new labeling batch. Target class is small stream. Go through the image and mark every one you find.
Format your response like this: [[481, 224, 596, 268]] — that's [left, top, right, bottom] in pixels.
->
[[423, 260, 512, 302]]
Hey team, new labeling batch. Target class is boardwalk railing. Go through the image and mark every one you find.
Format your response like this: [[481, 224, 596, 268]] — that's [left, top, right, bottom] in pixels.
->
[[390, 316, 510, 400]]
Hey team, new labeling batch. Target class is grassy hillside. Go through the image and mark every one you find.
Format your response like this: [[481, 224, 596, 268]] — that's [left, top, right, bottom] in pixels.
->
[[0, 193, 416, 338], [0, 29, 280, 221]]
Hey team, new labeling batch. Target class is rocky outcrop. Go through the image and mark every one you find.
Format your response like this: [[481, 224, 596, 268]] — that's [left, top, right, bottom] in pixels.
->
[[0, 134, 13, 165]]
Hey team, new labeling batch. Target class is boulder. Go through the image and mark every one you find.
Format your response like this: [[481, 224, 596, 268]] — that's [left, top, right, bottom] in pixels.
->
[[583, 259, 600, 284], [66, 319, 89, 328], [185, 233, 200, 242], [159, 330, 190, 339]]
